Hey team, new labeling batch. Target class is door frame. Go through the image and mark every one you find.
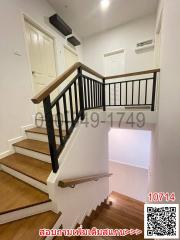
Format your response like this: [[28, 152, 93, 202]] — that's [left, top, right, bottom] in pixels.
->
[[21, 13, 58, 97], [64, 44, 78, 58], [64, 44, 79, 67], [103, 48, 126, 76]]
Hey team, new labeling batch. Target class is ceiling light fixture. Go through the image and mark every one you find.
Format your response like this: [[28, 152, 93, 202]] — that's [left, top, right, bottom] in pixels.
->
[[100, 0, 110, 10]]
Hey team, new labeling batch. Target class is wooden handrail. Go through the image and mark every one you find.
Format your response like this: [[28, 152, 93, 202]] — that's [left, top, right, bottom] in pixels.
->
[[58, 173, 112, 188], [81, 62, 104, 80], [31, 60, 160, 104], [31, 62, 103, 104], [104, 68, 160, 80]]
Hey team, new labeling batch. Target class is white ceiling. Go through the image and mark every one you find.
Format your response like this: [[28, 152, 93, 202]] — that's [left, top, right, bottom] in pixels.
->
[[48, 0, 159, 39]]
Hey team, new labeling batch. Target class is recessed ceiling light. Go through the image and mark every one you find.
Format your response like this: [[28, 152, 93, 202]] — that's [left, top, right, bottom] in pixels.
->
[[100, 0, 110, 10]]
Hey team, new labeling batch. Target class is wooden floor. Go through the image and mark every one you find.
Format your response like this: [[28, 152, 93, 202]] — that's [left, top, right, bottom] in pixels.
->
[[0, 153, 51, 184], [0, 171, 50, 214], [81, 191, 144, 240], [0, 211, 61, 240]]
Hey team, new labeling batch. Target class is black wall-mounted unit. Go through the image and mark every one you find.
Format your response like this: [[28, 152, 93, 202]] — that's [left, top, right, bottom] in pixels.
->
[[49, 14, 72, 36], [67, 36, 81, 46]]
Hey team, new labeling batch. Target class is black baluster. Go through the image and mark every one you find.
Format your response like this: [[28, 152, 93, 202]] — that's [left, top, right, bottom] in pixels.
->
[[69, 86, 74, 125], [97, 83, 100, 107], [87, 78, 90, 109], [56, 102, 64, 146], [74, 80, 78, 119], [132, 81, 134, 105], [102, 79, 106, 111], [78, 67, 84, 120], [91, 79, 93, 108], [114, 83, 116, 106], [109, 84, 111, 106], [126, 81, 127, 106], [120, 82, 122, 106], [83, 77, 87, 110], [63, 93, 69, 135], [145, 79, 148, 105], [94, 81, 96, 108], [138, 81, 141, 105]]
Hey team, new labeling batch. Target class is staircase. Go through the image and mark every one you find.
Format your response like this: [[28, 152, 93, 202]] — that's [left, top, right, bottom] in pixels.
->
[[82, 191, 144, 240], [54, 192, 144, 239], [0, 62, 159, 239], [0, 127, 62, 239]]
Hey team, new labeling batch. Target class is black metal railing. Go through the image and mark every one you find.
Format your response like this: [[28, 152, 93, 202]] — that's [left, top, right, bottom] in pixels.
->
[[32, 63, 159, 173], [105, 72, 157, 111], [82, 75, 103, 110], [43, 67, 103, 172]]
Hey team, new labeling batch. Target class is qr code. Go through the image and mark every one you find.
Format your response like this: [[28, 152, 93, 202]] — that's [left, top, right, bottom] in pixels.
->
[[144, 204, 179, 239]]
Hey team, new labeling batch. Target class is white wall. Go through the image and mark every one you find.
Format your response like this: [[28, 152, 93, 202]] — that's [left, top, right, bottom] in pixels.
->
[[108, 128, 152, 169], [82, 14, 156, 75], [48, 116, 109, 228], [109, 161, 148, 202], [149, 0, 180, 206], [0, 0, 82, 154]]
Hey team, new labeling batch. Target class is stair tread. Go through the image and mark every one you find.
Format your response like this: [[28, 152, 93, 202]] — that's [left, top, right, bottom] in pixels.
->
[[83, 192, 144, 240], [0, 153, 51, 184], [0, 171, 50, 215], [0, 211, 61, 240], [13, 139, 53, 155], [26, 127, 66, 137]]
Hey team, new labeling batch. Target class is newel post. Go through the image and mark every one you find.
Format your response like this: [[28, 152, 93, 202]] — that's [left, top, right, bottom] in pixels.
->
[[78, 67, 85, 120], [43, 96, 59, 173]]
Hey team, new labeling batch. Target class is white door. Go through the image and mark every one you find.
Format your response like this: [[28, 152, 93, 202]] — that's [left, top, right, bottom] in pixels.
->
[[104, 50, 125, 77], [25, 20, 57, 113], [64, 46, 79, 87], [104, 50, 125, 105], [64, 46, 79, 70], [63, 47, 79, 117]]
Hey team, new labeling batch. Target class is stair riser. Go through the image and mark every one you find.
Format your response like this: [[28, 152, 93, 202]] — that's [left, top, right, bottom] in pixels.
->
[[1, 164, 48, 193], [0, 201, 52, 224], [14, 146, 51, 163], [35, 119, 68, 130], [26, 132, 60, 144]]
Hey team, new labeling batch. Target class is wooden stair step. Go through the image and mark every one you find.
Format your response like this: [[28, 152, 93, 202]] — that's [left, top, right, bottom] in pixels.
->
[[13, 139, 52, 155], [0, 171, 50, 215], [79, 192, 144, 240], [26, 127, 66, 137], [0, 153, 51, 184], [0, 211, 61, 240]]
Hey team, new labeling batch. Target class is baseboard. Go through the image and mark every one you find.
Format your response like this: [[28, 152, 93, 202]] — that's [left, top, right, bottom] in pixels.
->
[[0, 150, 14, 160], [109, 159, 149, 170], [0, 124, 34, 160]]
